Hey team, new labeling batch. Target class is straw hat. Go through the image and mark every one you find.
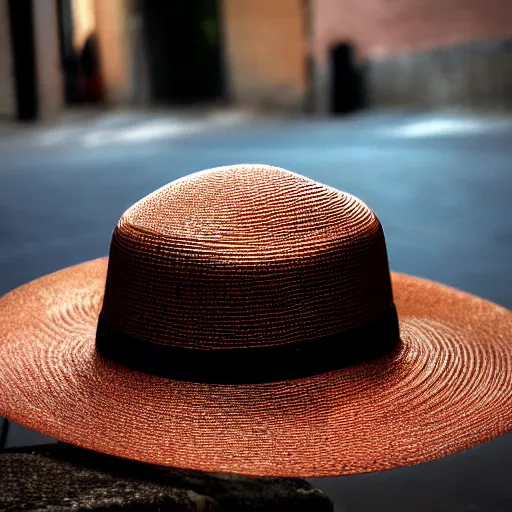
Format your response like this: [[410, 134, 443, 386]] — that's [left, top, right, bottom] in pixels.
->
[[0, 165, 511, 478]]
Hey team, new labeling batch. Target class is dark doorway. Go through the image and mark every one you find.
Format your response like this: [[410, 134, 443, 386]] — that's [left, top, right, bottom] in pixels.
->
[[57, 0, 79, 106], [140, 0, 225, 105], [57, 0, 103, 106], [8, 0, 38, 121], [330, 43, 365, 114]]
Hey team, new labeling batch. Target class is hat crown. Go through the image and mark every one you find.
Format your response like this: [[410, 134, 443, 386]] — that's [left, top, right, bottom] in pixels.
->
[[100, 165, 394, 351]]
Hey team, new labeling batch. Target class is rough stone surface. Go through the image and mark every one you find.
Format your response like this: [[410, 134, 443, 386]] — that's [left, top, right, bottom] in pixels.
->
[[365, 39, 512, 112], [0, 451, 217, 511], [0, 445, 333, 511]]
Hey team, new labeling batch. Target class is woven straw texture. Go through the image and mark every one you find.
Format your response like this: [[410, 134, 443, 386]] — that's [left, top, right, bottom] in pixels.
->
[[102, 165, 392, 348], [0, 165, 511, 478]]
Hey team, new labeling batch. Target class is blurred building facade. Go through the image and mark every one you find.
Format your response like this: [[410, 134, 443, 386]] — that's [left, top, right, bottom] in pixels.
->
[[223, 0, 307, 112], [0, 0, 15, 118], [1, 0, 511, 121], [312, 0, 512, 113]]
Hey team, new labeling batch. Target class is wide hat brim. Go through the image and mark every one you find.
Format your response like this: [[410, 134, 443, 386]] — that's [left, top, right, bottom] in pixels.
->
[[0, 257, 511, 478]]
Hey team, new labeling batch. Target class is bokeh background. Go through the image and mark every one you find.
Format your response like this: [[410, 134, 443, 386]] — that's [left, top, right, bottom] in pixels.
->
[[0, 1, 511, 511]]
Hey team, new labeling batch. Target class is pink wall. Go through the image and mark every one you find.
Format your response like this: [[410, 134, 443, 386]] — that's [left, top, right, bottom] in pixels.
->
[[313, 0, 512, 63]]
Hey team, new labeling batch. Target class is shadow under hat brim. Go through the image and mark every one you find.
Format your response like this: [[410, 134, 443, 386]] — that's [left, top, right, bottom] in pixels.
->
[[0, 258, 511, 478]]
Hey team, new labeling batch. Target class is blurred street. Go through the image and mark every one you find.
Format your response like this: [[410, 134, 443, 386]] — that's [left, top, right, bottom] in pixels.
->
[[1, 110, 512, 511]]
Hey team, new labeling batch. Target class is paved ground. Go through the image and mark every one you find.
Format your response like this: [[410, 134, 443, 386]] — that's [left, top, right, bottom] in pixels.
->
[[0, 110, 511, 511]]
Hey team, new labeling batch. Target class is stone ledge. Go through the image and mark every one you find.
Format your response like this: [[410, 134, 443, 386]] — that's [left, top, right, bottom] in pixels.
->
[[365, 38, 512, 112], [0, 444, 334, 511]]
